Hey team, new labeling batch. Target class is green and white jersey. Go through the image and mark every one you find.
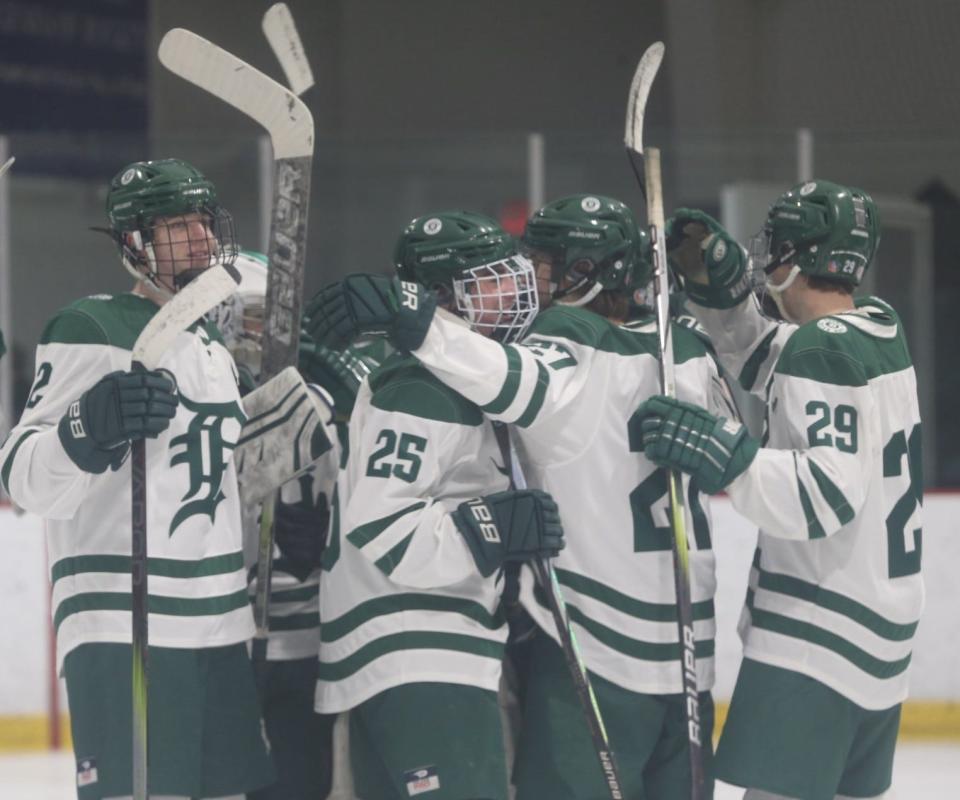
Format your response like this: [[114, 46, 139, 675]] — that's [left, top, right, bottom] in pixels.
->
[[0, 293, 254, 670], [413, 305, 730, 695], [315, 355, 510, 714], [242, 386, 339, 662], [691, 295, 924, 710]]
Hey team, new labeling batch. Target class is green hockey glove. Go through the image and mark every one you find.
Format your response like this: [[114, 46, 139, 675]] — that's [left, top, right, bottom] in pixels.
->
[[303, 274, 436, 353], [58, 369, 179, 474], [666, 208, 752, 309], [298, 335, 377, 419], [631, 394, 758, 494], [452, 489, 565, 578], [274, 494, 330, 581]]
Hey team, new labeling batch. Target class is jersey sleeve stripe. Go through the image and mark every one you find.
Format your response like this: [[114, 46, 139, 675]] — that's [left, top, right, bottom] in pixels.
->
[[795, 456, 827, 539], [373, 530, 415, 576], [51, 551, 245, 584], [345, 501, 426, 549], [1, 428, 39, 493], [756, 568, 918, 641], [321, 593, 504, 643], [53, 589, 249, 631], [515, 361, 550, 428], [738, 328, 778, 391], [316, 631, 504, 681], [745, 602, 913, 680], [267, 583, 320, 603], [266, 611, 319, 632], [555, 568, 715, 622], [480, 345, 522, 414], [806, 459, 856, 525]]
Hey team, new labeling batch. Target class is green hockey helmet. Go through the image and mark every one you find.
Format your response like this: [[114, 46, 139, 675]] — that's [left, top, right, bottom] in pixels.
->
[[521, 194, 645, 307], [750, 179, 880, 288], [393, 211, 538, 343], [106, 158, 238, 295]]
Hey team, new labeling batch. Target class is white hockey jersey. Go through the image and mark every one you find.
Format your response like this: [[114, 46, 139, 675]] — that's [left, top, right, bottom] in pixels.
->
[[412, 304, 730, 695], [692, 295, 924, 709], [315, 356, 510, 713], [0, 293, 254, 670]]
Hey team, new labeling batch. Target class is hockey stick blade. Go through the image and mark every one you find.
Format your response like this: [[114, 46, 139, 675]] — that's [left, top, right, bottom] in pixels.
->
[[263, 3, 315, 96], [158, 28, 314, 159], [132, 264, 241, 370], [624, 42, 664, 155], [0, 156, 14, 179]]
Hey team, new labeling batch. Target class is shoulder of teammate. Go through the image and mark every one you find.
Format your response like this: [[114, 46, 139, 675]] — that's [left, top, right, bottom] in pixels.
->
[[367, 352, 484, 427], [775, 315, 871, 389], [39, 293, 157, 350]]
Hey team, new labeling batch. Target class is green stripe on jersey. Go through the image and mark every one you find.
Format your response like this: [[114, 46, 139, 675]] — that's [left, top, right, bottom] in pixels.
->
[[795, 458, 826, 539], [515, 362, 549, 428], [270, 583, 319, 603], [1, 428, 38, 493], [756, 568, 919, 641], [54, 589, 249, 631], [747, 606, 912, 680], [369, 355, 483, 425], [39, 294, 158, 348], [346, 502, 425, 549], [321, 593, 504, 643], [481, 346, 522, 414], [316, 631, 503, 681], [555, 568, 715, 623], [373, 530, 415, 575], [51, 552, 244, 584], [739, 328, 778, 391], [565, 604, 714, 662], [807, 460, 856, 525], [267, 612, 318, 632]]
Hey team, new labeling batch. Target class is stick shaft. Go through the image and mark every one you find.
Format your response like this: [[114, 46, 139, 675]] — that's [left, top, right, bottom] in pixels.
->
[[131, 436, 148, 800], [643, 147, 704, 799]]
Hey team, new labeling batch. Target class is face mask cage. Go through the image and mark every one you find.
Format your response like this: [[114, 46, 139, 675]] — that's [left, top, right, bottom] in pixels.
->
[[453, 255, 540, 343], [117, 206, 239, 295]]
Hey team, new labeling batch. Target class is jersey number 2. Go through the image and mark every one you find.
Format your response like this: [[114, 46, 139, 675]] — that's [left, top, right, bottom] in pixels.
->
[[365, 429, 426, 483], [883, 423, 922, 578]]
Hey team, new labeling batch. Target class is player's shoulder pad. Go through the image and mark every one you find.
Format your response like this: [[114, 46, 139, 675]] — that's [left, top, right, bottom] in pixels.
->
[[39, 293, 157, 350], [368, 353, 483, 426], [776, 317, 869, 388], [671, 315, 718, 366]]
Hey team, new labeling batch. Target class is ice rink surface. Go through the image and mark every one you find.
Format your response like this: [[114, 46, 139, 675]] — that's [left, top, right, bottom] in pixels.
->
[[0, 742, 957, 799]]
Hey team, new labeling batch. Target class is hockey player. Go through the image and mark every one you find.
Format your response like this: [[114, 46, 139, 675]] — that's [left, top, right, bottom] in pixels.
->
[[215, 250, 384, 800], [633, 182, 923, 800], [311, 195, 732, 799], [0, 159, 274, 799], [314, 211, 563, 800]]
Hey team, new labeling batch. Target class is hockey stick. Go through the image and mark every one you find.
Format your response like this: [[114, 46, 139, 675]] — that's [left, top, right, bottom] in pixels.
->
[[263, 3, 315, 96], [492, 422, 624, 800], [0, 156, 13, 179], [159, 28, 315, 639], [129, 263, 242, 800], [624, 43, 705, 800]]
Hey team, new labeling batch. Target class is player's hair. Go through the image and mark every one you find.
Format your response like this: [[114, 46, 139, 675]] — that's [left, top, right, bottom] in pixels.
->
[[806, 275, 855, 296]]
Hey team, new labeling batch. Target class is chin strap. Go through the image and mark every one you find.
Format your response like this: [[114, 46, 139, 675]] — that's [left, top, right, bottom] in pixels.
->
[[765, 264, 802, 322]]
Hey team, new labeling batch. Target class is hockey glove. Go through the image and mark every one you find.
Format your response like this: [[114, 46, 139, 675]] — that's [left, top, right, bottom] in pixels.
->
[[58, 369, 179, 474], [452, 489, 565, 578], [299, 336, 364, 419], [666, 208, 752, 309], [274, 494, 330, 581], [303, 274, 436, 353], [631, 395, 759, 494]]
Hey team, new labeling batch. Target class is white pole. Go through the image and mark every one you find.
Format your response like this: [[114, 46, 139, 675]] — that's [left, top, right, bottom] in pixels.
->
[[0, 135, 12, 439], [527, 133, 545, 213], [797, 127, 814, 183], [258, 134, 273, 254]]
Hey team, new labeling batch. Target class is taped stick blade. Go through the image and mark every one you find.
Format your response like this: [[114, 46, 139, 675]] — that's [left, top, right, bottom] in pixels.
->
[[263, 3, 315, 96], [624, 42, 665, 155], [132, 264, 240, 369], [158, 28, 313, 159]]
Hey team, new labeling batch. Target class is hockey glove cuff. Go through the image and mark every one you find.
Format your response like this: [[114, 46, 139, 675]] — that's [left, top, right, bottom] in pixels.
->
[[390, 278, 436, 353], [452, 489, 565, 578], [631, 394, 759, 494], [58, 369, 178, 474], [666, 208, 752, 309]]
